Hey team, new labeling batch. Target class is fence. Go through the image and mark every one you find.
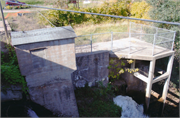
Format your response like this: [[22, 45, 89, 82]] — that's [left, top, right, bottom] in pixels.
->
[[75, 22, 176, 56]]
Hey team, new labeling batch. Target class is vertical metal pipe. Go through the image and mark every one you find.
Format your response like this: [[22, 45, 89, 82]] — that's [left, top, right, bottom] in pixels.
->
[[171, 32, 176, 51], [90, 34, 92, 53], [129, 22, 131, 54], [129, 22, 131, 38], [152, 34, 156, 56], [146, 59, 156, 111], [111, 32, 113, 51], [140, 24, 142, 40], [161, 53, 174, 114], [156, 27, 158, 35]]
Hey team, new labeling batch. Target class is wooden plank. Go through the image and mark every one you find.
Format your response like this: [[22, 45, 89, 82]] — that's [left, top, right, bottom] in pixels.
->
[[154, 51, 174, 60], [134, 72, 148, 83], [152, 72, 169, 84]]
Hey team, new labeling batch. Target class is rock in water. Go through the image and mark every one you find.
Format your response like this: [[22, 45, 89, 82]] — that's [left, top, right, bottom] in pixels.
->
[[113, 95, 148, 118]]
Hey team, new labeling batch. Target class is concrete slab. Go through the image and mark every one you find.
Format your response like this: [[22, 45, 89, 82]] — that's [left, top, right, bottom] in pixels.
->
[[75, 37, 174, 61], [11, 26, 77, 45]]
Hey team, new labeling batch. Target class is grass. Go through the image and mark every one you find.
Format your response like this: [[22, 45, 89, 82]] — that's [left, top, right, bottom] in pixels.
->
[[19, 0, 45, 5], [0, 13, 8, 21], [1, 0, 6, 8], [74, 20, 129, 35], [74, 20, 129, 45], [74, 83, 122, 117]]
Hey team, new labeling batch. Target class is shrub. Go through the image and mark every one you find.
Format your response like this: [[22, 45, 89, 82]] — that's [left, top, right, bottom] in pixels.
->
[[1, 46, 28, 94], [108, 58, 139, 82], [75, 83, 122, 117], [14, 6, 19, 9], [6, 5, 12, 9], [130, 1, 151, 23], [38, 1, 131, 27]]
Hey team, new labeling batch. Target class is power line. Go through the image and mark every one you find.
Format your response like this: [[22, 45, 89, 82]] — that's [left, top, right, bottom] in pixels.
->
[[4, 0, 180, 26]]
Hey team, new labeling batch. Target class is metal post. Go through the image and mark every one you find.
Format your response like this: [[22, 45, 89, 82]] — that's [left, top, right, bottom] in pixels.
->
[[156, 27, 158, 35], [171, 32, 176, 50], [0, 2, 9, 44], [129, 22, 131, 54], [129, 22, 131, 38], [152, 34, 156, 56], [161, 53, 174, 115], [90, 34, 92, 53], [145, 59, 156, 111], [111, 32, 113, 51], [140, 24, 142, 40]]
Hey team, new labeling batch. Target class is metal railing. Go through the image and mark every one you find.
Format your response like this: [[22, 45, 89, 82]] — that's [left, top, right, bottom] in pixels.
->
[[130, 22, 176, 56], [75, 22, 176, 56]]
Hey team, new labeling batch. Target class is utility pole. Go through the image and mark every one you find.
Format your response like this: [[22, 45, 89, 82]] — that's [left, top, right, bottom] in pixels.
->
[[0, 1, 9, 44]]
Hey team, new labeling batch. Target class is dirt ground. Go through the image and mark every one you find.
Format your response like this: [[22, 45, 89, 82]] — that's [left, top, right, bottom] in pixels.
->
[[6, 12, 48, 32]]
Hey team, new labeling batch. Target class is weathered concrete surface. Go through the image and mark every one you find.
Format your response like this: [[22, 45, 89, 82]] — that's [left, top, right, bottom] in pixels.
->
[[14, 39, 76, 76], [72, 51, 109, 88], [11, 26, 76, 45], [11, 26, 79, 117], [27, 70, 78, 117]]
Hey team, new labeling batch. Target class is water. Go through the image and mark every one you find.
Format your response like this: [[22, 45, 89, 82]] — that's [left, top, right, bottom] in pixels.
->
[[113, 95, 149, 118], [1, 100, 57, 117], [27, 108, 39, 117]]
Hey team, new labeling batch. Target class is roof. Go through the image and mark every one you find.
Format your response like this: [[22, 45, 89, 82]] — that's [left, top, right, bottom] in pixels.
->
[[11, 26, 77, 46]]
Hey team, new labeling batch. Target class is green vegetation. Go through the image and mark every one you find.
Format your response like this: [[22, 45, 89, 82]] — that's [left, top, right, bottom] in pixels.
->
[[108, 58, 139, 82], [1, 45, 28, 95], [130, 0, 151, 23], [39, 0, 132, 27], [0, 13, 8, 21], [75, 82, 122, 117], [1, 0, 5, 8], [19, 0, 45, 5], [147, 0, 180, 55], [74, 21, 128, 35], [5, 5, 30, 9], [147, 0, 180, 87]]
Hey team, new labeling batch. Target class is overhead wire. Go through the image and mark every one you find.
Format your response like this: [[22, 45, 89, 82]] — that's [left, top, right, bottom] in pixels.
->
[[3, 0, 180, 26]]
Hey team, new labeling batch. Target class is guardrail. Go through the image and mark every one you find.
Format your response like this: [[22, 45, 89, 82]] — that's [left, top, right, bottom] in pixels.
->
[[75, 22, 176, 56]]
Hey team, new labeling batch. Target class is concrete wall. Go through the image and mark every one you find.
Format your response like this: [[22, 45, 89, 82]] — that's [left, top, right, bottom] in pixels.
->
[[14, 38, 79, 117], [72, 51, 109, 88], [15, 39, 76, 76]]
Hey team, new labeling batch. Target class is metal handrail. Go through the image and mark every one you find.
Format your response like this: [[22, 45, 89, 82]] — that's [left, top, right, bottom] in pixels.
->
[[75, 24, 176, 55], [77, 32, 154, 37]]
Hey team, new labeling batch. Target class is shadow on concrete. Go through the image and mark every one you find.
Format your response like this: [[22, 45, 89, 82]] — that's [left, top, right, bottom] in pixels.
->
[[1, 99, 57, 117], [1, 38, 79, 117], [1, 38, 111, 117]]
